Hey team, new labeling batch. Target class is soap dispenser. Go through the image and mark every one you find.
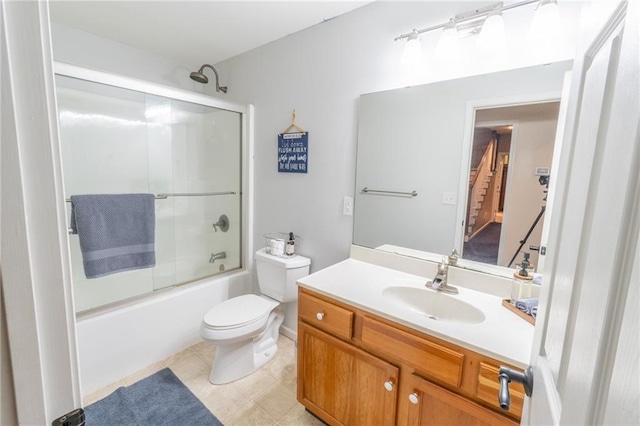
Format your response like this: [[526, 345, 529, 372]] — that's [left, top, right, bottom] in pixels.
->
[[511, 253, 533, 304], [285, 232, 296, 256]]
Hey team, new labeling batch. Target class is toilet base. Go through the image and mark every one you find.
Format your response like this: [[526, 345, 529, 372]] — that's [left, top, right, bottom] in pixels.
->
[[208, 308, 284, 384]]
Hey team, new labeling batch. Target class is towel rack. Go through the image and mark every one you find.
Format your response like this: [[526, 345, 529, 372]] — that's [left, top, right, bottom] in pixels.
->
[[65, 191, 237, 203], [361, 187, 418, 197]]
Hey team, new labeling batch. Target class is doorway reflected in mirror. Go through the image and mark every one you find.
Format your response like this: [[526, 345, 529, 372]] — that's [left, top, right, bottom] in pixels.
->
[[461, 102, 560, 269]]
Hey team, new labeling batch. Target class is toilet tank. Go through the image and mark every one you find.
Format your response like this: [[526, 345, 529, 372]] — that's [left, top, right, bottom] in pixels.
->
[[255, 248, 310, 303]]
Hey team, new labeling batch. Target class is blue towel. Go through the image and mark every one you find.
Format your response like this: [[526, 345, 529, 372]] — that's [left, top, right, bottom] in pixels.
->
[[515, 298, 539, 315], [531, 305, 538, 319], [70, 194, 156, 278], [533, 274, 543, 285]]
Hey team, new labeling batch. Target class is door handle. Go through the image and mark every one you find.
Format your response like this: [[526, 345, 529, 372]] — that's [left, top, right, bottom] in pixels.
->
[[498, 366, 533, 411]]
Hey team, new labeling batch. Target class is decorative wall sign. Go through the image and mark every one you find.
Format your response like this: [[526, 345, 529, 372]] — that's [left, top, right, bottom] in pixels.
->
[[278, 132, 308, 173], [278, 109, 308, 174]]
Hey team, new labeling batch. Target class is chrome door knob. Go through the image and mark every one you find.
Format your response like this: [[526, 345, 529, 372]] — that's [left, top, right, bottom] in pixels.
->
[[408, 393, 419, 404], [384, 381, 394, 391], [316, 312, 325, 321]]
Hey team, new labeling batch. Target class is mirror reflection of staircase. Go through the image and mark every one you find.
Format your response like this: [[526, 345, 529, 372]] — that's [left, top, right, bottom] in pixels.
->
[[464, 133, 503, 265]]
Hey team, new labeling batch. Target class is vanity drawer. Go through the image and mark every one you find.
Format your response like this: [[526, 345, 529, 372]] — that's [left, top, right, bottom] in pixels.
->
[[299, 292, 354, 340], [475, 362, 524, 418], [360, 316, 464, 388]]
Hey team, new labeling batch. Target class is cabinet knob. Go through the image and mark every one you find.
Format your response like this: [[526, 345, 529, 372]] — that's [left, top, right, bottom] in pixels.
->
[[384, 380, 394, 391], [408, 393, 419, 405], [316, 312, 325, 321]]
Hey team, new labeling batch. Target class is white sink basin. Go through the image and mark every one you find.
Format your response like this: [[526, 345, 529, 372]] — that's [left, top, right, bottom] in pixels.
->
[[382, 286, 486, 324]]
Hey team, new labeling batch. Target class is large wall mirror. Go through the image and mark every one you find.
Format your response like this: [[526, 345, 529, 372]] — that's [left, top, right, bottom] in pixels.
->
[[353, 60, 573, 276]]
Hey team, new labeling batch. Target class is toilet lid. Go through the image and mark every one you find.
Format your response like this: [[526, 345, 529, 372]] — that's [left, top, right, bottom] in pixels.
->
[[203, 294, 277, 329]]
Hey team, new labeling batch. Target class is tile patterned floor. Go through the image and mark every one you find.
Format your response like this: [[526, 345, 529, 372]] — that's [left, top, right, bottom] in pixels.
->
[[83, 334, 324, 425]]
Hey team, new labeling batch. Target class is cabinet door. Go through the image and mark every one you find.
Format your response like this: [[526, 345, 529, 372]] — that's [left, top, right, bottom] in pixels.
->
[[406, 374, 517, 426], [298, 322, 399, 426]]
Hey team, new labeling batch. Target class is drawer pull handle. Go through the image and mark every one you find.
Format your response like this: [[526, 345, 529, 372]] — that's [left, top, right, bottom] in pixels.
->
[[384, 380, 394, 391], [408, 393, 419, 404], [316, 312, 325, 321]]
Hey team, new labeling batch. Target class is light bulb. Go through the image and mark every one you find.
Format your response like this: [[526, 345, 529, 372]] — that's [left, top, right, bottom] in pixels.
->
[[402, 31, 423, 66], [478, 12, 506, 49], [436, 22, 460, 60], [530, 0, 562, 42]]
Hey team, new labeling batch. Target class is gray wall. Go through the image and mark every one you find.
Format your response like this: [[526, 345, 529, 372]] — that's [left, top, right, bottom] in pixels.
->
[[214, 1, 582, 275]]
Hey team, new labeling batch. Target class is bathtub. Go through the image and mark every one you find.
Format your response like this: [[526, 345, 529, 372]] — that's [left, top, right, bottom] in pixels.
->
[[76, 270, 252, 394]]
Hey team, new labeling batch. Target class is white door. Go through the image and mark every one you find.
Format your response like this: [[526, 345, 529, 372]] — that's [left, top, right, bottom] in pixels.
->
[[513, 1, 640, 424], [1, 1, 81, 424]]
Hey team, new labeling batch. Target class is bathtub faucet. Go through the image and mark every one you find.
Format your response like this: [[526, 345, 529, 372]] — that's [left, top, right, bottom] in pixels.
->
[[209, 251, 227, 264]]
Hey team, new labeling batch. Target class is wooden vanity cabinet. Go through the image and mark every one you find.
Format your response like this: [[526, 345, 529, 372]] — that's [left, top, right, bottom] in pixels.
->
[[406, 375, 517, 426], [297, 322, 399, 426], [297, 288, 524, 425]]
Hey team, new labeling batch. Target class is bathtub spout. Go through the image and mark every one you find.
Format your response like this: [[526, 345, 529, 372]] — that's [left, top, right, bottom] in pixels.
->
[[209, 251, 227, 264]]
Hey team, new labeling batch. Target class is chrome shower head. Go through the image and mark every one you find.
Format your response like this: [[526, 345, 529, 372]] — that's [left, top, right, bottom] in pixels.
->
[[189, 64, 227, 93], [189, 70, 208, 84]]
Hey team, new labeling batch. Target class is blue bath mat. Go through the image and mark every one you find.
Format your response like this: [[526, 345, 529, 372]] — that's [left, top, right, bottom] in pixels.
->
[[84, 368, 223, 425]]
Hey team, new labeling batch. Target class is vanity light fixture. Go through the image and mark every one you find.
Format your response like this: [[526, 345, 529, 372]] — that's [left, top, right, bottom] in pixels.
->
[[478, 8, 506, 49], [401, 29, 423, 66], [395, 0, 562, 58], [435, 19, 460, 59], [530, 0, 562, 42]]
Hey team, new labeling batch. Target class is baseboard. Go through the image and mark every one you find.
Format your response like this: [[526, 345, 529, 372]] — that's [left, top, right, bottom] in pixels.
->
[[279, 325, 297, 341], [467, 220, 492, 241]]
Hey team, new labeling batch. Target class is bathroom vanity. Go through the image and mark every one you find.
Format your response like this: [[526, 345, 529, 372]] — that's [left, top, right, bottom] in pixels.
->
[[296, 247, 533, 425]]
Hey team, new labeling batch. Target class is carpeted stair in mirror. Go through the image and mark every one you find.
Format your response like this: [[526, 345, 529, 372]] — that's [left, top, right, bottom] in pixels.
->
[[463, 222, 501, 265], [84, 368, 223, 426]]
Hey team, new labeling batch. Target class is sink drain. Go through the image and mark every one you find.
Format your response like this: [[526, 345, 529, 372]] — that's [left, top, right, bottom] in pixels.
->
[[427, 315, 438, 320]]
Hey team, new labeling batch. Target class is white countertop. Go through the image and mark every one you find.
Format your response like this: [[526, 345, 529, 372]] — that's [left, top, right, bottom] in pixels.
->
[[297, 258, 534, 369]]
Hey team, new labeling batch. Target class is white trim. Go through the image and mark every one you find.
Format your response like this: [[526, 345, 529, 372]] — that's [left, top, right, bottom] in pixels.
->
[[54, 62, 246, 114], [279, 325, 297, 341], [497, 121, 519, 266], [244, 105, 255, 274], [455, 92, 562, 270], [1, 1, 80, 423]]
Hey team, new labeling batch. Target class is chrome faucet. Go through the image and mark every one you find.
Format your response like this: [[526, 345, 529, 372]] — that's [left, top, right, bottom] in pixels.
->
[[209, 251, 227, 264], [426, 257, 458, 295]]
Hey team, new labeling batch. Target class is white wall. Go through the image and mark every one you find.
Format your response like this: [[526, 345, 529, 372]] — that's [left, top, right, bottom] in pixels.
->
[[212, 2, 584, 331]]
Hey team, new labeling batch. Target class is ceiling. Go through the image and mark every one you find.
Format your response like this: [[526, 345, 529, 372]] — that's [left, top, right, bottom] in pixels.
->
[[49, 1, 371, 68]]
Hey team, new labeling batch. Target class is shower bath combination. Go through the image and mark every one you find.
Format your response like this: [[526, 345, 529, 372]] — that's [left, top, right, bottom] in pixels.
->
[[190, 64, 228, 93]]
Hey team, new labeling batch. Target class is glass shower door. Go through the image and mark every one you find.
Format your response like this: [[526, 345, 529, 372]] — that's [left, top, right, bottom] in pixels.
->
[[56, 74, 243, 312]]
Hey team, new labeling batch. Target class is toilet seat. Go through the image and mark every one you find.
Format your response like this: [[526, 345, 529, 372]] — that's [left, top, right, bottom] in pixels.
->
[[202, 294, 279, 338]]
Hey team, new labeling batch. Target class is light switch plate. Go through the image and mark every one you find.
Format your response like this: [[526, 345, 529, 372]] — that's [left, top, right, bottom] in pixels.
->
[[442, 192, 457, 205], [343, 196, 354, 216]]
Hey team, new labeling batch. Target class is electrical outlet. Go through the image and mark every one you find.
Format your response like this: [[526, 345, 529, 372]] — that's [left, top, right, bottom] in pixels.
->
[[442, 192, 457, 205], [343, 196, 354, 216]]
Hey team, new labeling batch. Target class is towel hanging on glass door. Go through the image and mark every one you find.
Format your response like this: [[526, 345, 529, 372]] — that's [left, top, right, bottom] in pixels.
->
[[278, 109, 308, 174]]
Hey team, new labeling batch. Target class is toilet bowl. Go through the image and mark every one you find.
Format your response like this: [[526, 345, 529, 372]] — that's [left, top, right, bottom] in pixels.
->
[[201, 248, 310, 384]]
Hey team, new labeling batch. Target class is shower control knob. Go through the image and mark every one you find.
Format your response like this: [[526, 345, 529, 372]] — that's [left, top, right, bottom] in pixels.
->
[[316, 312, 325, 321], [384, 381, 394, 391], [408, 393, 419, 404]]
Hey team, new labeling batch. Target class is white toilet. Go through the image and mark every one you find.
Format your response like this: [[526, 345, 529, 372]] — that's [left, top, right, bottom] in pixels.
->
[[200, 248, 310, 384]]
